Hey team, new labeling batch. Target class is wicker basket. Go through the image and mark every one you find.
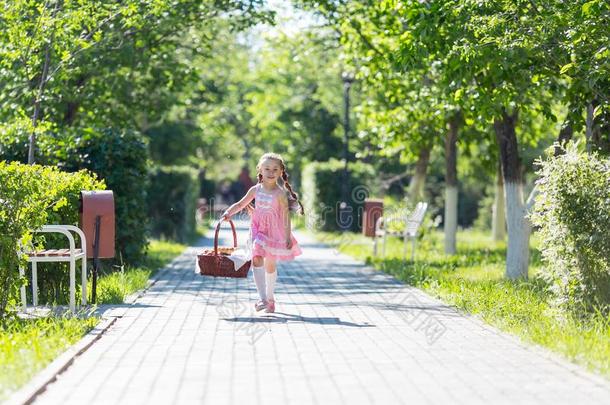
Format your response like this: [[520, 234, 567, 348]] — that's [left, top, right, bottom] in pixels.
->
[[197, 219, 251, 278]]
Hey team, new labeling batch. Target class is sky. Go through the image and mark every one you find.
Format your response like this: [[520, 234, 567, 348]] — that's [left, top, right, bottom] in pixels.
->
[[240, 0, 321, 52], [264, 0, 319, 36]]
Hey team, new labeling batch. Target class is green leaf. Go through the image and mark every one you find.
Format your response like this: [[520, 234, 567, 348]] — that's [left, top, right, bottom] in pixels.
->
[[582, 1, 596, 16], [454, 88, 464, 102], [560, 63, 574, 74]]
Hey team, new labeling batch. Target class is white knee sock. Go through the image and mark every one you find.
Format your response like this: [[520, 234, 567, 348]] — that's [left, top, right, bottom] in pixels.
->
[[266, 271, 277, 301], [252, 265, 267, 301]]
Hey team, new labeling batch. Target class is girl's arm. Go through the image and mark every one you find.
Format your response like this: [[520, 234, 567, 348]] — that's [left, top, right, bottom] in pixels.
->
[[222, 186, 257, 220], [279, 192, 292, 248]]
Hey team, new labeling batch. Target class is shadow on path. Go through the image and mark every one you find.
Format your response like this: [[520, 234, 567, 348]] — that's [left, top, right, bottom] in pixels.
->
[[222, 312, 375, 327]]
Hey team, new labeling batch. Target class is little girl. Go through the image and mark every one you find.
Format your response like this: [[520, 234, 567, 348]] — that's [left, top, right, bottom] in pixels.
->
[[221, 152, 303, 313]]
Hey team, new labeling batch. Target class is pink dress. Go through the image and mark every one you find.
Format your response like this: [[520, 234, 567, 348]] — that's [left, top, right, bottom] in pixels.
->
[[250, 184, 302, 261]]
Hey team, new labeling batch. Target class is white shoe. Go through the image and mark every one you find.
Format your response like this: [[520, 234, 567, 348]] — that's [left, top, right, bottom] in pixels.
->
[[254, 300, 268, 312]]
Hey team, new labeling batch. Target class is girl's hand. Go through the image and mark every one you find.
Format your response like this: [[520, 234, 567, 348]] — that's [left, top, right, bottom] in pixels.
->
[[221, 211, 230, 221], [286, 238, 293, 249]]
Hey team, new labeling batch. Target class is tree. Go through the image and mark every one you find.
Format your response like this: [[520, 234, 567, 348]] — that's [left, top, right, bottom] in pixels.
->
[[391, 0, 573, 278], [0, 0, 272, 163], [303, 0, 590, 275], [247, 30, 345, 179], [301, 0, 467, 253], [150, 24, 257, 179]]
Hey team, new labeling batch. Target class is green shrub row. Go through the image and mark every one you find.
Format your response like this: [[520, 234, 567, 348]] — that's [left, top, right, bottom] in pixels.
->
[[1, 125, 209, 261], [531, 143, 610, 312], [55, 128, 150, 264], [148, 166, 200, 242], [301, 159, 379, 232], [0, 162, 105, 319], [0, 127, 150, 264]]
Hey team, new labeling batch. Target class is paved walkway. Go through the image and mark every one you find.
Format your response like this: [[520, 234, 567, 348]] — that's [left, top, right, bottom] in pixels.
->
[[32, 223, 610, 404]]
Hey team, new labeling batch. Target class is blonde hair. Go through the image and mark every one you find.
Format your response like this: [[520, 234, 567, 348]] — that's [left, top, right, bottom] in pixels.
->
[[256, 153, 304, 215]]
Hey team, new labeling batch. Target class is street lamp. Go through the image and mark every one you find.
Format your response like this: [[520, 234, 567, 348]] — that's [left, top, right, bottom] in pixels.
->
[[340, 71, 355, 231]]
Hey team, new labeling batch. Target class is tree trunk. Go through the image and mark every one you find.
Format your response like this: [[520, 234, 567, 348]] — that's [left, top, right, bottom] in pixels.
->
[[553, 120, 573, 157], [591, 106, 610, 154], [62, 75, 88, 126], [494, 109, 529, 279], [28, 0, 61, 164], [444, 115, 459, 254], [585, 103, 594, 154], [491, 163, 506, 241], [408, 145, 430, 202], [62, 101, 79, 126], [28, 43, 52, 164]]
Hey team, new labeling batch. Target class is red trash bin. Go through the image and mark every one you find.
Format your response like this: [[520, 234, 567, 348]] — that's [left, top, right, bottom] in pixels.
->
[[80, 190, 115, 303], [362, 199, 383, 237], [80, 190, 115, 258]]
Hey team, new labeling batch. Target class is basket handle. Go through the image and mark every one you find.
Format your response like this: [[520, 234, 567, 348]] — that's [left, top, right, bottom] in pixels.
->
[[214, 218, 238, 255]]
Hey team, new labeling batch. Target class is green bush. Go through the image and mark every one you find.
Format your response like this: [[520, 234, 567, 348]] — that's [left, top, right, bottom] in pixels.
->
[[301, 159, 379, 232], [50, 128, 150, 264], [0, 126, 150, 264], [145, 122, 201, 166], [531, 143, 610, 312], [148, 166, 200, 242], [0, 162, 105, 319]]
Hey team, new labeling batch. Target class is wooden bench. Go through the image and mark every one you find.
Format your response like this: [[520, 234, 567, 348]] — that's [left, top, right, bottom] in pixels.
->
[[373, 202, 428, 261], [19, 225, 88, 313]]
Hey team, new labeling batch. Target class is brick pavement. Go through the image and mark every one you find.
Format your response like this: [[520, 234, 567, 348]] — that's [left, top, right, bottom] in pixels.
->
[[31, 223, 610, 404]]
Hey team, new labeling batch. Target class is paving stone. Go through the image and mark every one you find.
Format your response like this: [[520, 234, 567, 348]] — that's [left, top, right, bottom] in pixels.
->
[[32, 222, 610, 404]]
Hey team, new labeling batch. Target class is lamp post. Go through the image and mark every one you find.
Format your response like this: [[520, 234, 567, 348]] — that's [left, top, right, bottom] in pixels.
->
[[340, 71, 355, 231]]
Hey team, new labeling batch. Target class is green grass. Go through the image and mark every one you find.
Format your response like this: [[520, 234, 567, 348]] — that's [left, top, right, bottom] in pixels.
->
[[0, 316, 98, 400], [313, 228, 610, 378], [0, 237, 191, 399], [96, 239, 189, 304]]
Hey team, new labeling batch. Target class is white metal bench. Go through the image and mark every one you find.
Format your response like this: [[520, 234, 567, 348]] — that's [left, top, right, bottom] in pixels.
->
[[373, 202, 428, 261], [19, 225, 88, 313]]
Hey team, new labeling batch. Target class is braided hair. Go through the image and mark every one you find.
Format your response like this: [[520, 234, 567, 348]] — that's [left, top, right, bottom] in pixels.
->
[[256, 153, 304, 215]]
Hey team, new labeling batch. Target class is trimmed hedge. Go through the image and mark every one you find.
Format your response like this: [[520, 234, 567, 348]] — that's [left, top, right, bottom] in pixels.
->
[[0, 162, 105, 319], [0, 127, 150, 264], [50, 128, 150, 264], [301, 159, 379, 232], [531, 143, 610, 312], [148, 166, 200, 242]]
